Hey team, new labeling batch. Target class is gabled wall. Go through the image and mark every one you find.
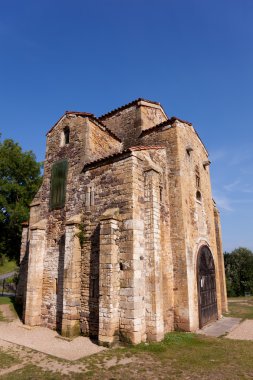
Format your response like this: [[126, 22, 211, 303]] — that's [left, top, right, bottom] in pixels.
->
[[100, 100, 167, 148], [21, 113, 122, 331]]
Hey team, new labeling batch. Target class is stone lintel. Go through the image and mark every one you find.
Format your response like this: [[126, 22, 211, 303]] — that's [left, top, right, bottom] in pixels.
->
[[66, 214, 82, 225], [100, 208, 120, 221], [30, 219, 47, 230], [144, 167, 161, 175]]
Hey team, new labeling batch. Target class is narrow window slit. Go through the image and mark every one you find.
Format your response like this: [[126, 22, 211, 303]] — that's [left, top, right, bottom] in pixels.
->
[[64, 127, 70, 145]]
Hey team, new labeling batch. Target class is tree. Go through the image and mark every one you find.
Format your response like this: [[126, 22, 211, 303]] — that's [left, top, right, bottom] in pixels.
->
[[0, 134, 42, 263], [224, 247, 253, 297]]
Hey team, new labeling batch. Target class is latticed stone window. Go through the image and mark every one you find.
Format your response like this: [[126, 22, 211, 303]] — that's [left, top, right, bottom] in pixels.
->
[[195, 166, 200, 189], [50, 159, 68, 210]]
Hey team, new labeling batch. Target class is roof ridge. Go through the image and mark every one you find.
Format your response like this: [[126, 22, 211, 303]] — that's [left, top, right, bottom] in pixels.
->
[[139, 116, 192, 137], [46, 111, 93, 135], [98, 98, 161, 120], [170, 116, 192, 126], [140, 119, 172, 137], [65, 111, 93, 116], [83, 145, 166, 171], [46, 111, 122, 143], [90, 116, 122, 143]]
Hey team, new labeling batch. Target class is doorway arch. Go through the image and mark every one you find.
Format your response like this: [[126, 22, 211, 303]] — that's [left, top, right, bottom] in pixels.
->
[[197, 245, 218, 328]]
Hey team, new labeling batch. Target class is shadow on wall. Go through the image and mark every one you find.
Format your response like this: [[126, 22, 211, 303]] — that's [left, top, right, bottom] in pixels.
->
[[15, 226, 101, 339], [88, 224, 100, 338], [15, 241, 29, 321], [56, 234, 65, 334]]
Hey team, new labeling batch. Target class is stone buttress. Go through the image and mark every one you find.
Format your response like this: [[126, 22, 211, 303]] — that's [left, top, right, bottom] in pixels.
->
[[17, 98, 227, 345]]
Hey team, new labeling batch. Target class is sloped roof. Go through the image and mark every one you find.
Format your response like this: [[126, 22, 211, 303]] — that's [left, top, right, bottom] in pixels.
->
[[46, 111, 121, 142], [82, 145, 166, 171], [140, 116, 208, 155], [98, 98, 165, 120], [140, 116, 192, 137]]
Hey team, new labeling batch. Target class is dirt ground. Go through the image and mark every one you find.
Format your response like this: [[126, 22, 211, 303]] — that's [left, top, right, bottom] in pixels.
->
[[1, 303, 253, 379]]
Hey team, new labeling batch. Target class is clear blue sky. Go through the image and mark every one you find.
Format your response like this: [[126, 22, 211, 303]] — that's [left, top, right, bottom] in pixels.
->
[[0, 0, 252, 252]]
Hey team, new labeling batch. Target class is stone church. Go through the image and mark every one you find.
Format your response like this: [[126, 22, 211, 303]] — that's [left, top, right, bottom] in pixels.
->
[[17, 98, 227, 345]]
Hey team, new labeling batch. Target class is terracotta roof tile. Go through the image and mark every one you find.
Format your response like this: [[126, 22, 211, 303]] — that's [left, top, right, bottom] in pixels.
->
[[98, 98, 162, 120], [170, 116, 192, 126], [129, 145, 165, 151], [89, 116, 122, 142], [140, 116, 192, 137], [82, 145, 166, 171], [140, 119, 172, 137]]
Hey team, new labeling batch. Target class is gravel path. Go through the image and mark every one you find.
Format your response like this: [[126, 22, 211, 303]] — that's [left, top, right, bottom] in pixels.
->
[[226, 319, 253, 340], [0, 318, 105, 360]]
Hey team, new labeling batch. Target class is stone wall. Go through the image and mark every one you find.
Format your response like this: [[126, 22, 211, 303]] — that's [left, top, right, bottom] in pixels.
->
[[22, 113, 122, 332], [79, 147, 172, 344], [19, 99, 227, 344], [100, 100, 167, 149], [140, 120, 227, 331]]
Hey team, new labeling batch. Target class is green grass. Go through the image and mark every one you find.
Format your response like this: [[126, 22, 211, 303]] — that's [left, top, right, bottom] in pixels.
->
[[1, 297, 253, 378], [0, 260, 17, 275], [0, 351, 20, 369], [0, 332, 253, 379], [0, 296, 19, 321], [0, 296, 14, 305], [0, 365, 64, 380], [225, 296, 253, 319], [77, 333, 253, 379]]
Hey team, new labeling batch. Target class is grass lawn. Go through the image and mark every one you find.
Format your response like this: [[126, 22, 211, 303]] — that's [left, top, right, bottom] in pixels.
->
[[0, 333, 253, 379], [0, 260, 17, 276], [0, 351, 20, 370], [0, 296, 18, 321], [0, 297, 14, 306], [225, 296, 253, 319], [0, 297, 253, 378]]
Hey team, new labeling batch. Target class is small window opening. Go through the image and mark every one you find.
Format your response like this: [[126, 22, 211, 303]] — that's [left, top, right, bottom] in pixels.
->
[[120, 262, 124, 271], [196, 175, 200, 189], [195, 166, 201, 189], [196, 190, 202, 202], [186, 146, 193, 155], [159, 186, 163, 203], [64, 127, 70, 145]]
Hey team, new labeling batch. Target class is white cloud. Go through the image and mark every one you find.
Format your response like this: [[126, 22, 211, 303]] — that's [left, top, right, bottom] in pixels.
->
[[223, 179, 240, 192]]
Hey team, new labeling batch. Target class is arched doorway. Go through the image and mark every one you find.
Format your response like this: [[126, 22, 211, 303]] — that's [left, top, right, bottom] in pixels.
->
[[197, 246, 218, 328]]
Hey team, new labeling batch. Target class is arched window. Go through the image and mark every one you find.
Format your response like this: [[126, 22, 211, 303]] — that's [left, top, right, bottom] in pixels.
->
[[196, 190, 202, 202]]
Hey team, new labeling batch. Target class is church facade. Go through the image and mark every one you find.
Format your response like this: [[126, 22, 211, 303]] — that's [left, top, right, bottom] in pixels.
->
[[17, 98, 227, 345]]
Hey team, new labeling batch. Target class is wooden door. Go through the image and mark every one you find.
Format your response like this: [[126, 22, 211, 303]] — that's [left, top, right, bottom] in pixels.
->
[[197, 246, 218, 328]]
